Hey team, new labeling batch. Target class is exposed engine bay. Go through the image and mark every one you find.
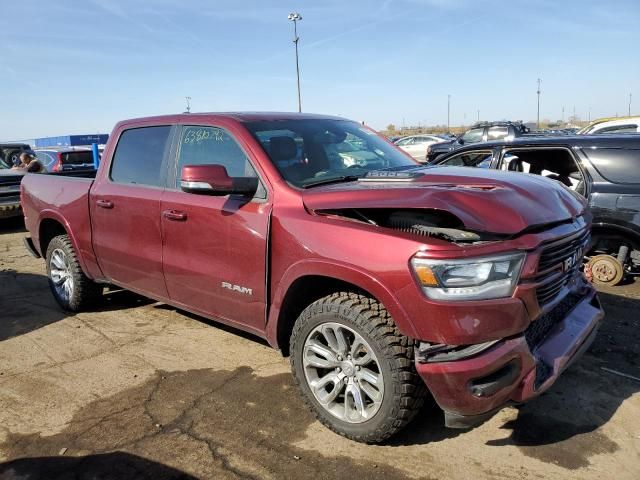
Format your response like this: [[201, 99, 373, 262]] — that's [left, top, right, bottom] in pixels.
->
[[318, 209, 503, 244]]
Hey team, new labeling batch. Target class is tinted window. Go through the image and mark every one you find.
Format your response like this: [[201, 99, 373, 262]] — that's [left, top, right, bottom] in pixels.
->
[[110, 126, 171, 187], [586, 148, 640, 184], [62, 151, 93, 165], [440, 150, 493, 168], [594, 124, 638, 134], [487, 126, 509, 140], [461, 128, 484, 143], [177, 126, 256, 179]]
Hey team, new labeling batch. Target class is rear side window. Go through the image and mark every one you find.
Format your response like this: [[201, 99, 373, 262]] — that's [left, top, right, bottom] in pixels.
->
[[487, 126, 509, 140], [110, 126, 171, 187], [586, 148, 640, 184]]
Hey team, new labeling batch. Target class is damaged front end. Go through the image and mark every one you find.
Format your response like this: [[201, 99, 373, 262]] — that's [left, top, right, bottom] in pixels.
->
[[312, 208, 499, 244]]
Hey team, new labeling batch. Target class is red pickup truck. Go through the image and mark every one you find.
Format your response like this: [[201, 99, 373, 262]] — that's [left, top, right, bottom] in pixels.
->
[[22, 113, 603, 443]]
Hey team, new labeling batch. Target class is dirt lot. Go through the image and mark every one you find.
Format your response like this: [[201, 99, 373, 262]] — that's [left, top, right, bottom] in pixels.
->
[[0, 216, 639, 480]]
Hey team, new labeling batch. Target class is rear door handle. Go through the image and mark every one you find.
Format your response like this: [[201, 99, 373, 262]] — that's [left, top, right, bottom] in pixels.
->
[[96, 199, 114, 209], [163, 209, 187, 221]]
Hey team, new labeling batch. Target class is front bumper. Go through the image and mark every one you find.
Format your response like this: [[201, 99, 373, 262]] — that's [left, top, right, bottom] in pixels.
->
[[0, 200, 22, 219], [415, 284, 603, 428]]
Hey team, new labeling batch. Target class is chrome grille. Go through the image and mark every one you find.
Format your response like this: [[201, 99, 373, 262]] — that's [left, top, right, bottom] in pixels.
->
[[535, 229, 590, 306], [538, 229, 590, 273]]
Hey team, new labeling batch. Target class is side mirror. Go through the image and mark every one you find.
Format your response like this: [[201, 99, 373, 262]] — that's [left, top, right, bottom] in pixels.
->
[[457, 138, 464, 145], [180, 164, 258, 196]]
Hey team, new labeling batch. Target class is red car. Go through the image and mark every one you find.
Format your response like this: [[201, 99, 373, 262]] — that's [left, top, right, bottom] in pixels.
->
[[21, 113, 603, 443]]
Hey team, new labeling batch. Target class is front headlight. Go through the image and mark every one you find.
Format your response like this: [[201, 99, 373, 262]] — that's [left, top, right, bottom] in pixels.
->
[[411, 252, 525, 301]]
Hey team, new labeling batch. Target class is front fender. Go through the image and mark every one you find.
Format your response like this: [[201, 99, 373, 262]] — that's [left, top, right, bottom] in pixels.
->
[[265, 258, 417, 348]]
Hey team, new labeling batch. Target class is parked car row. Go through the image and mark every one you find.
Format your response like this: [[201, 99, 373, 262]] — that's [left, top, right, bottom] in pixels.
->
[[0, 143, 33, 168], [426, 121, 533, 163], [0, 144, 96, 219]]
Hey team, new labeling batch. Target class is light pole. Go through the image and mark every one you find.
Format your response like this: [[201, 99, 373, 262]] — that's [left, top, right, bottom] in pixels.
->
[[477, 109, 480, 122], [447, 94, 451, 132], [184, 96, 191, 114], [629, 93, 632, 116], [536, 78, 542, 129], [288, 12, 303, 113]]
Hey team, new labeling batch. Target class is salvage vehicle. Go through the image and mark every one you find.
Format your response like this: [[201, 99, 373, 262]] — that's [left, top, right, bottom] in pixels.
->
[[426, 121, 531, 163], [21, 113, 603, 443], [432, 134, 640, 286]]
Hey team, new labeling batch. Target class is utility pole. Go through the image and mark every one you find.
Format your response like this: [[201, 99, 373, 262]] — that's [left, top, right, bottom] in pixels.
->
[[288, 12, 303, 112], [184, 96, 191, 113], [629, 93, 632, 116], [477, 109, 480, 122], [562, 106, 565, 123], [447, 94, 451, 133], [588, 107, 591, 122], [536, 78, 542, 129]]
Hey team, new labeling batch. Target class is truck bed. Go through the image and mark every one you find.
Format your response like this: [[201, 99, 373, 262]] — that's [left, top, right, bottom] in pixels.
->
[[21, 172, 96, 260]]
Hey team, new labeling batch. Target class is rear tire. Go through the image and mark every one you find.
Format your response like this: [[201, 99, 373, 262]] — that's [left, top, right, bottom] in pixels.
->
[[45, 234, 102, 311], [290, 292, 426, 443]]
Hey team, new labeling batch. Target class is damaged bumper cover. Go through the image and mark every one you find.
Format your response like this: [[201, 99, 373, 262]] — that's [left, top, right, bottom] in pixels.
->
[[415, 284, 603, 429]]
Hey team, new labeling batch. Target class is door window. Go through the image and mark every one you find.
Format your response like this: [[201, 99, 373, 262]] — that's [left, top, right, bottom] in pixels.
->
[[110, 126, 172, 187], [176, 126, 257, 180], [501, 148, 587, 195], [440, 150, 493, 168], [461, 128, 484, 144], [396, 137, 414, 146]]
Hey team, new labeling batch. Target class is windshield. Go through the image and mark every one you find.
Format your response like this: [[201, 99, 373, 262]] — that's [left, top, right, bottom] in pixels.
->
[[244, 119, 417, 188]]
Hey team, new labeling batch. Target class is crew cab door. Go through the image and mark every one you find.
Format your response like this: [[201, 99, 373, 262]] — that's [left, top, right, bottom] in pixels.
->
[[160, 123, 271, 333], [90, 125, 174, 299]]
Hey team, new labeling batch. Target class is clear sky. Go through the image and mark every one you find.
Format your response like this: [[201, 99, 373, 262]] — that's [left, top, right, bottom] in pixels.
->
[[1, 0, 638, 140]]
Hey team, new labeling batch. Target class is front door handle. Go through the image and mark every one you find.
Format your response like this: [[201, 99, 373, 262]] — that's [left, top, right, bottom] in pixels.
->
[[163, 209, 187, 221], [96, 199, 114, 209]]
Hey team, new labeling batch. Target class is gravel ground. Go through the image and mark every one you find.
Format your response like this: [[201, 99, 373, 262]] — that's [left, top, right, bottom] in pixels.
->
[[0, 216, 638, 480]]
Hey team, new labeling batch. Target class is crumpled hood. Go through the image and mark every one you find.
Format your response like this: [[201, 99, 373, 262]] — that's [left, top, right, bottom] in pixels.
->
[[302, 166, 586, 235]]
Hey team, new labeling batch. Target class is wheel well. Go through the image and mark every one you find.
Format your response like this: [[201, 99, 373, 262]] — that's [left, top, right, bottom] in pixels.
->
[[590, 226, 640, 253], [276, 275, 372, 356], [39, 219, 67, 256]]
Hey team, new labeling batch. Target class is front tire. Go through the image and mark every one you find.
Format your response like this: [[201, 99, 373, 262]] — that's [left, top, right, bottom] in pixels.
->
[[46, 234, 102, 311], [290, 292, 425, 443]]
